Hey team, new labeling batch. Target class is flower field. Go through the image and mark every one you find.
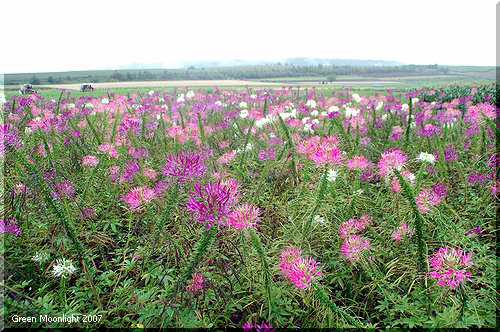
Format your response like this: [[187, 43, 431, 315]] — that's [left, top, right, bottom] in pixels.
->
[[1, 85, 498, 328]]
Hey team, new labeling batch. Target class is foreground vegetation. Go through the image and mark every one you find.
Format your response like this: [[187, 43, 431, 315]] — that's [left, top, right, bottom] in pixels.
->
[[1, 84, 498, 328]]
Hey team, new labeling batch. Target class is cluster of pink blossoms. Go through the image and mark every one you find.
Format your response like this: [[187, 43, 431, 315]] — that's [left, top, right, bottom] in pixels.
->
[[228, 203, 260, 235], [429, 246, 474, 289], [339, 215, 373, 263], [279, 248, 322, 289], [82, 155, 99, 167], [347, 155, 373, 171], [297, 135, 344, 166], [416, 190, 442, 213], [339, 215, 373, 239], [122, 186, 155, 210], [378, 148, 408, 178], [186, 273, 204, 293], [391, 222, 413, 242]]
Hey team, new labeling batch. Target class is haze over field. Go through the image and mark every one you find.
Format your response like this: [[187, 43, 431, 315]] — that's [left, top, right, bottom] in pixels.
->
[[1, 0, 497, 74]]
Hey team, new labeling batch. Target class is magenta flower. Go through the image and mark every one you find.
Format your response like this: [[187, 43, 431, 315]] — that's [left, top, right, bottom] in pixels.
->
[[243, 321, 275, 332], [429, 246, 474, 289], [51, 182, 74, 200], [143, 168, 157, 180], [186, 273, 204, 293], [0, 218, 22, 236], [468, 172, 487, 185], [163, 151, 206, 184], [339, 215, 373, 239], [466, 227, 483, 236], [433, 184, 448, 199], [258, 148, 277, 161], [279, 247, 322, 289], [186, 181, 236, 230]]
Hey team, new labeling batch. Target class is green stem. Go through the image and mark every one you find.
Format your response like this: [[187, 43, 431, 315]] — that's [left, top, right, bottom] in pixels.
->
[[167, 227, 217, 297], [313, 282, 362, 328], [301, 168, 328, 246], [394, 169, 427, 272], [248, 228, 273, 321]]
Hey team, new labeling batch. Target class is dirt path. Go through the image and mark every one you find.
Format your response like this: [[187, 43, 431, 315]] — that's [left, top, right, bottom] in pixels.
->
[[40, 80, 289, 90], [40, 79, 400, 90]]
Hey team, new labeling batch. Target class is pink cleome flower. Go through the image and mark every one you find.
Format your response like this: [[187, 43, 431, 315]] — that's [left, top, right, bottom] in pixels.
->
[[243, 321, 275, 332], [229, 203, 260, 234], [82, 156, 99, 167], [341, 235, 371, 263], [186, 273, 204, 293], [122, 186, 155, 211], [279, 248, 322, 289], [348, 155, 372, 171], [378, 148, 408, 178], [429, 246, 474, 289], [392, 222, 413, 242], [416, 189, 442, 213]]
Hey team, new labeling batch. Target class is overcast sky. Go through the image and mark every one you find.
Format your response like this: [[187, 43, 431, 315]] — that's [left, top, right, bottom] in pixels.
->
[[2, 0, 497, 73]]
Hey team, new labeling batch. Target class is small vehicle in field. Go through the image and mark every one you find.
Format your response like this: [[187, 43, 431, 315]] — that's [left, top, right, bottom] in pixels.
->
[[79, 83, 94, 92], [19, 84, 37, 94]]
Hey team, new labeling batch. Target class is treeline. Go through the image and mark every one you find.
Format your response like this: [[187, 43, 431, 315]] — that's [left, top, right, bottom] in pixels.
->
[[6, 64, 449, 85]]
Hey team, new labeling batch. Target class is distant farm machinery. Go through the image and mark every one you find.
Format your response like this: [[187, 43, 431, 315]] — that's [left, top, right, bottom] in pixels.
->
[[79, 83, 94, 92], [19, 84, 37, 94]]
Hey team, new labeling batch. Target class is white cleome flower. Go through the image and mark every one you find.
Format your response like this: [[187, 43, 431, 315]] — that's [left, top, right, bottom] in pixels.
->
[[239, 101, 248, 108], [302, 123, 313, 133], [186, 90, 195, 99], [239, 109, 249, 119], [416, 152, 436, 164], [310, 110, 319, 117], [313, 215, 325, 224], [344, 106, 360, 118], [214, 101, 222, 106], [328, 105, 339, 113], [306, 99, 317, 109], [52, 258, 77, 278], [149, 90, 154, 96], [101, 98, 109, 104], [176, 94, 185, 103], [376, 102, 384, 111], [326, 169, 338, 182], [352, 93, 362, 103]]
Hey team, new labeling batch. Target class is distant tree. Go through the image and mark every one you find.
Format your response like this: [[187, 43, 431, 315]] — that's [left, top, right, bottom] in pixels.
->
[[48, 76, 54, 84], [111, 71, 123, 81], [327, 74, 337, 82], [188, 65, 195, 70], [30, 75, 40, 85]]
